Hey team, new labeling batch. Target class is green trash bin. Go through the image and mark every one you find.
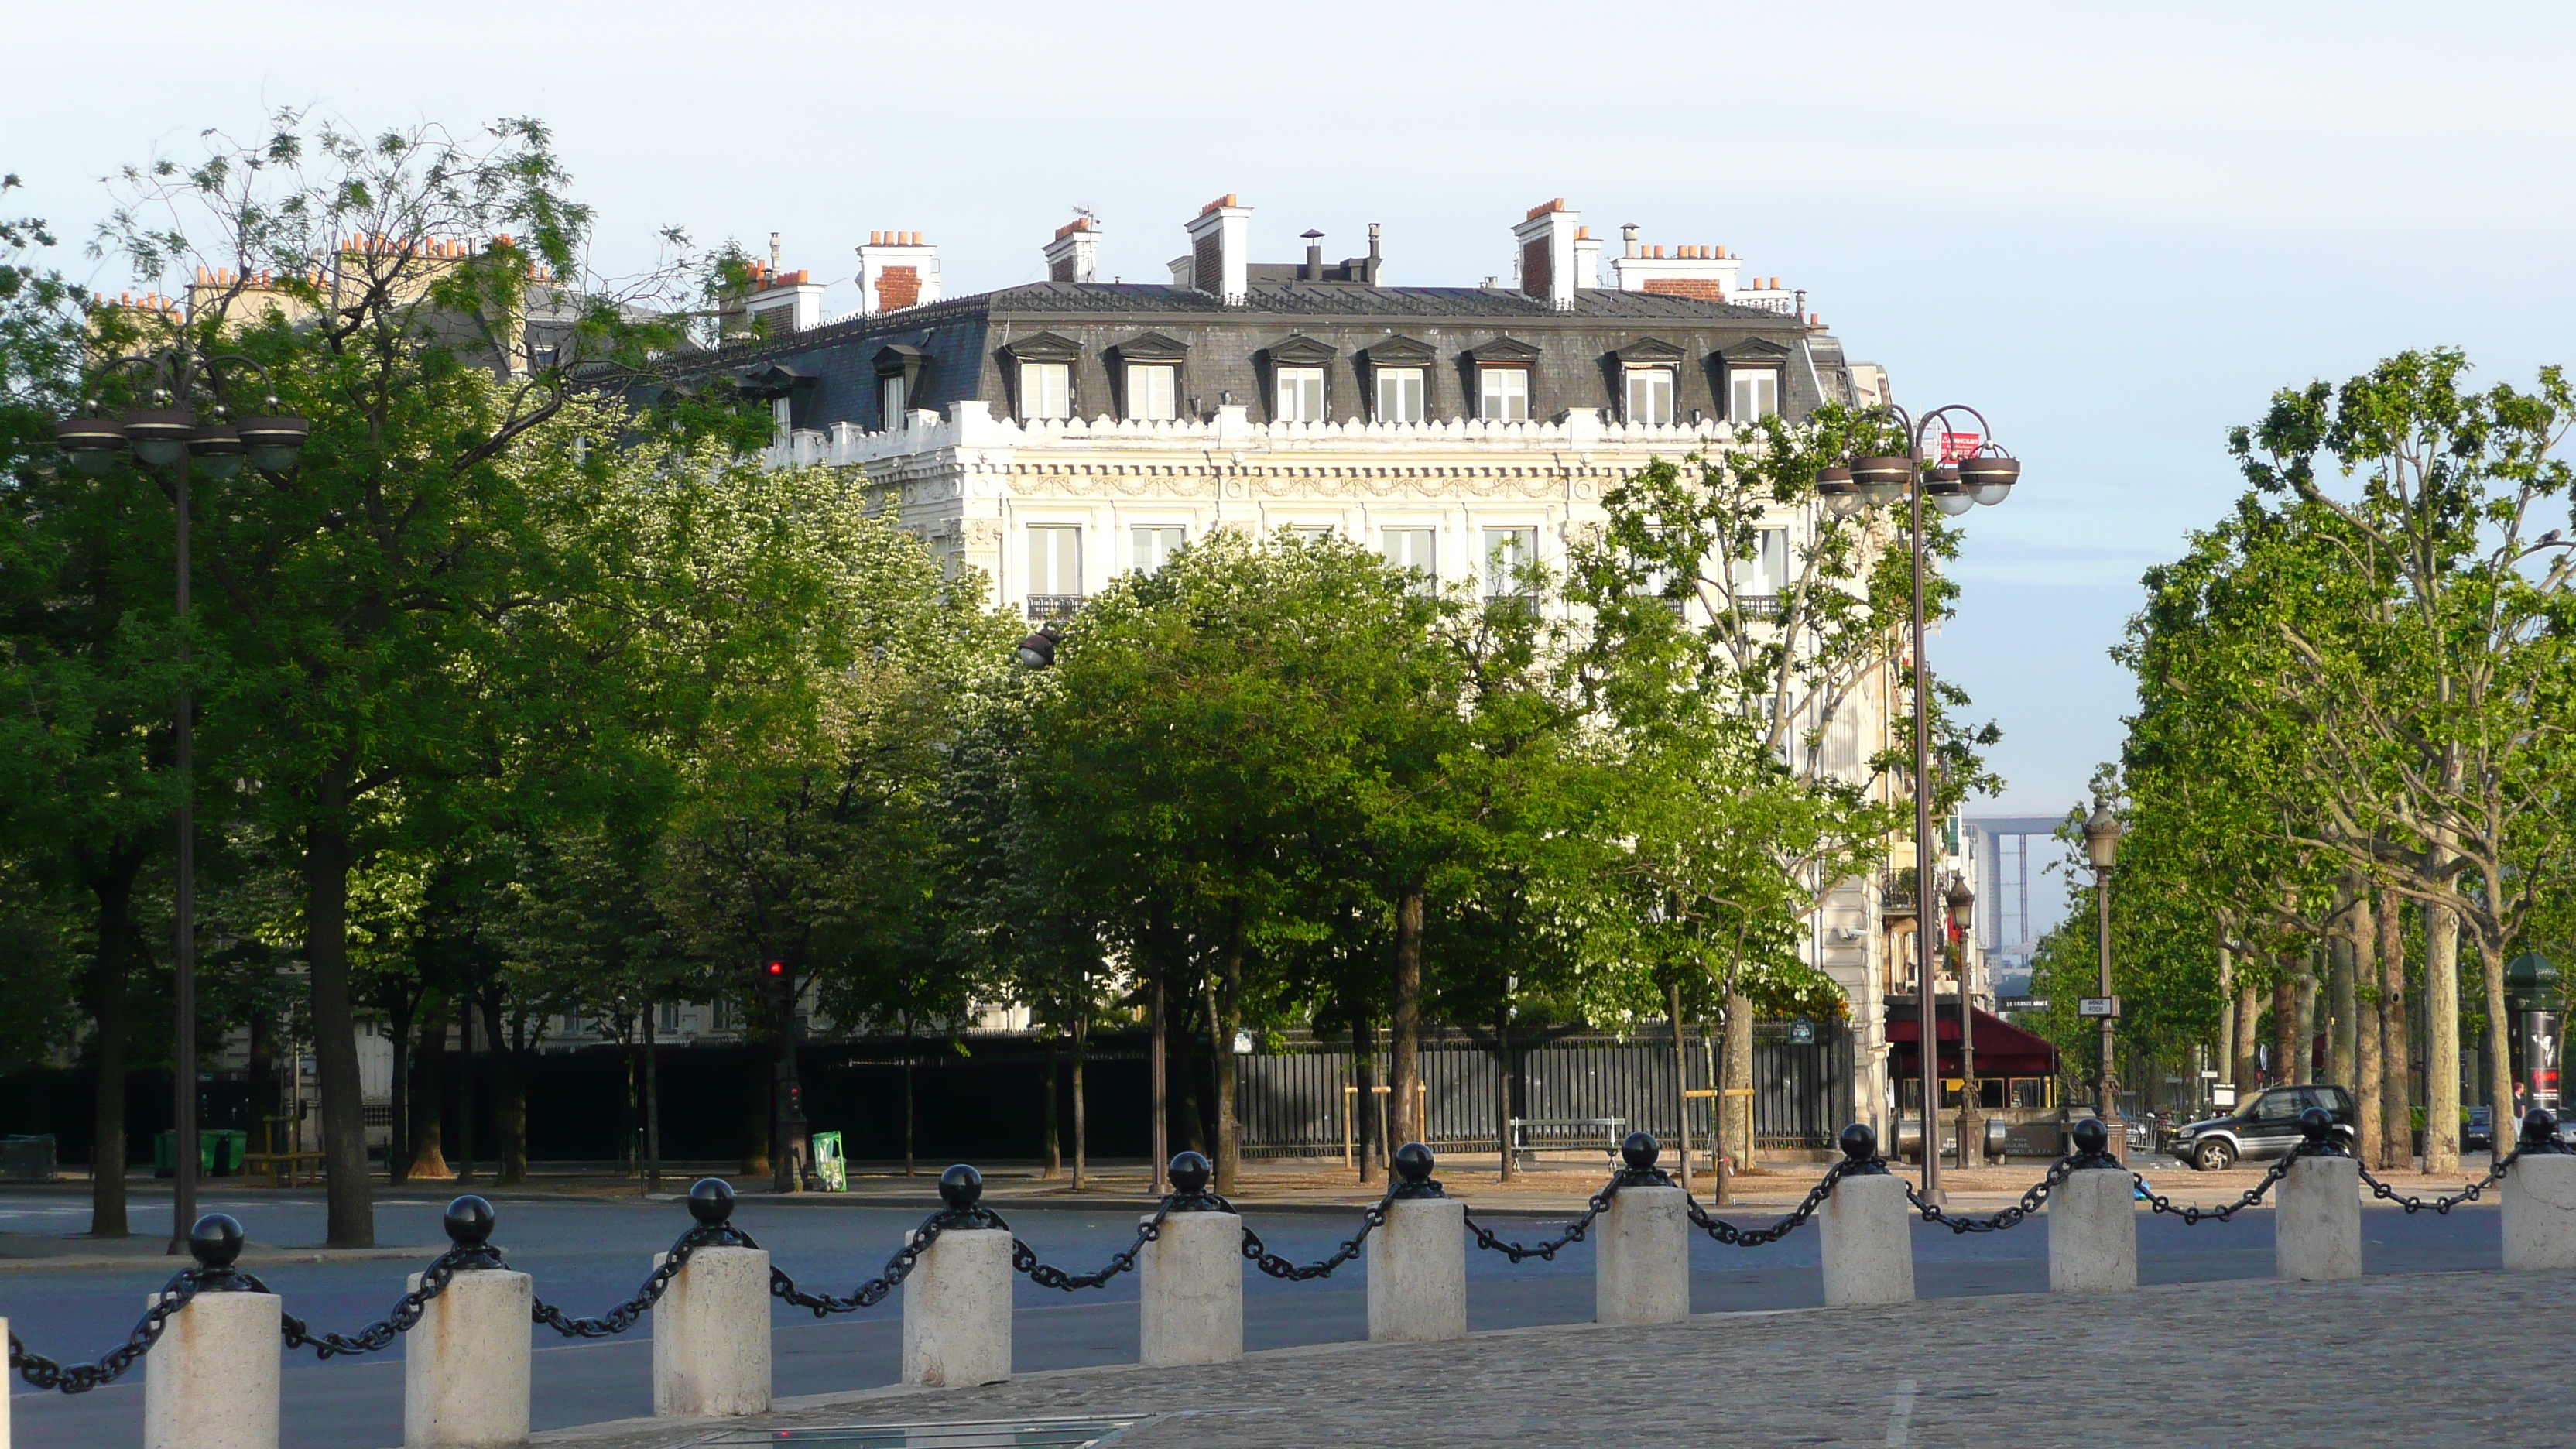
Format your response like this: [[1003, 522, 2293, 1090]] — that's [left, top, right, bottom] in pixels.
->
[[809, 1130, 848, 1193], [152, 1130, 247, 1177]]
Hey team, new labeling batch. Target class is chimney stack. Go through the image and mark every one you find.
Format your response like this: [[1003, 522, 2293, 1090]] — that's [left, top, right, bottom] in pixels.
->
[[1571, 227, 1601, 291], [1510, 198, 1581, 311], [1043, 214, 1101, 283], [855, 231, 941, 317], [1300, 229, 1324, 281], [1183, 194, 1252, 304]]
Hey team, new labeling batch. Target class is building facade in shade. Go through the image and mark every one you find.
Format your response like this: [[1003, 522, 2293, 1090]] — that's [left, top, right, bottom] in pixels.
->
[[632, 194, 1987, 1144]]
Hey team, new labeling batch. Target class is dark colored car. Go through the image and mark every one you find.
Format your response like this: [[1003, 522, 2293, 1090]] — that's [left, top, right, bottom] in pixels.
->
[[2170, 1084, 2358, 1171], [2466, 1105, 2494, 1153]]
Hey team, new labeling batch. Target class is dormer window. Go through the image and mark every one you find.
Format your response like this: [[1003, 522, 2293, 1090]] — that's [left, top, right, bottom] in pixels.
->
[[1109, 333, 1190, 422], [1375, 368, 1424, 423], [1731, 368, 1779, 422], [881, 375, 909, 424], [1362, 335, 1436, 423], [1263, 335, 1339, 423], [1002, 332, 1082, 422], [1625, 367, 1674, 426], [874, 344, 928, 430], [1467, 336, 1541, 421]]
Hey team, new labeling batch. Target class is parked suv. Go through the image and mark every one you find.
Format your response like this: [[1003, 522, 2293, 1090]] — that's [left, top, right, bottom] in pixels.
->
[[2170, 1084, 2358, 1170]]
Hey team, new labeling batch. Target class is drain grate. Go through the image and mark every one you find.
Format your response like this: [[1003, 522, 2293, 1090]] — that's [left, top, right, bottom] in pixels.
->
[[693, 1416, 1145, 1447]]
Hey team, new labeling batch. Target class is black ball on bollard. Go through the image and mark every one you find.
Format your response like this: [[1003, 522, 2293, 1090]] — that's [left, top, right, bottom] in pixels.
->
[[1392, 1142, 1436, 1183], [189, 1212, 245, 1270], [2070, 1117, 2109, 1156], [687, 1177, 737, 1226], [2523, 1108, 2559, 1148], [938, 1163, 984, 1211], [1839, 1122, 1879, 1162], [2297, 1106, 2334, 1142], [1169, 1150, 1213, 1197], [444, 1195, 495, 1248], [1620, 1131, 1660, 1172]]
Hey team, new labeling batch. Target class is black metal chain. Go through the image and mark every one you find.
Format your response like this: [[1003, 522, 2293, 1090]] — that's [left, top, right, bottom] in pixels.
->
[[769, 1206, 1000, 1317], [1014, 1202, 1172, 1291], [2134, 1142, 2313, 1224], [1689, 1160, 1855, 1245], [529, 1220, 759, 1338], [2356, 1152, 2517, 1214], [274, 1240, 508, 1359], [1238, 1184, 1399, 1281], [8, 1267, 204, 1392], [1900, 1158, 2084, 1235], [1462, 1175, 1631, 1264]]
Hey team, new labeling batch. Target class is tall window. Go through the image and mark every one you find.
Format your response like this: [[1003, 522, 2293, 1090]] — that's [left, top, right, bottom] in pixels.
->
[[1126, 363, 1178, 420], [881, 375, 908, 426], [1483, 526, 1538, 596], [1625, 367, 1675, 426], [1478, 367, 1530, 421], [659, 1001, 683, 1034], [1019, 361, 1070, 420], [1028, 525, 1082, 598], [1732, 526, 1790, 599], [1276, 365, 1324, 422], [1730, 368, 1779, 422], [1283, 524, 1335, 543], [1375, 367, 1425, 423], [1381, 527, 1437, 589], [1131, 526, 1185, 574]]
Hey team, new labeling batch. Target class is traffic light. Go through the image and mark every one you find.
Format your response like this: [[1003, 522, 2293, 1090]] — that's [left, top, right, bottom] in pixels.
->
[[759, 960, 793, 1013]]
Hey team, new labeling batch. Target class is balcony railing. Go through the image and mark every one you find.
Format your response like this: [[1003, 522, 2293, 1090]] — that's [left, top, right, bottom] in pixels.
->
[[1026, 594, 1084, 621]]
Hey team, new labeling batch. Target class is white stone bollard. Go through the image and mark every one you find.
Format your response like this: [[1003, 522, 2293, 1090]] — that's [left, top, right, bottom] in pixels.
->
[[1139, 1207, 1245, 1366], [0, 1314, 10, 1449], [900, 1226, 1014, 1388], [144, 1286, 282, 1449], [1819, 1146, 1916, 1307], [1365, 1161, 1466, 1343], [2047, 1167, 2139, 1293], [1595, 1134, 1690, 1326], [653, 1243, 772, 1416], [2503, 1152, 2576, 1271], [2275, 1150, 2362, 1283], [403, 1266, 533, 1448]]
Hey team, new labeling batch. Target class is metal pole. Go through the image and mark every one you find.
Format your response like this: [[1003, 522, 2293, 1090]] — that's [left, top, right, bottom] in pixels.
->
[[2097, 864, 2118, 1125], [1909, 463, 1941, 1203], [170, 462, 198, 1254]]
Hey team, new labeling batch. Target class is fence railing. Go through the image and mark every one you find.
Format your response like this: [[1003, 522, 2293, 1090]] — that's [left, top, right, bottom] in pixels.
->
[[10, 1108, 2568, 1447]]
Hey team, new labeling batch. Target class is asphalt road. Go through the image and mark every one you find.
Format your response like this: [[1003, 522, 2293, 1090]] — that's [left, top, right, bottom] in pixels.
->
[[0, 1187, 2510, 1449]]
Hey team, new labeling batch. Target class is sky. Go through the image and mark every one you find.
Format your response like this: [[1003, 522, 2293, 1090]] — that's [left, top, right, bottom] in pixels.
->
[[8, 1, 2573, 941]]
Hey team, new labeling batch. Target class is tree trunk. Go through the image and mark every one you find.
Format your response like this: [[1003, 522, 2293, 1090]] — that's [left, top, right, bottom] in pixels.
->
[[2271, 977, 2297, 1088], [1352, 1003, 1380, 1185], [1070, 1001, 1089, 1190], [1494, 999, 1516, 1184], [1665, 981, 1693, 1195], [1042, 1036, 1062, 1180], [2215, 943, 2236, 1101], [739, 1050, 769, 1177], [2380, 894, 2412, 1167], [84, 866, 135, 1238], [901, 1026, 916, 1177], [2329, 898, 2358, 1090], [481, 997, 525, 1185], [1392, 883, 1425, 1146], [2294, 951, 2319, 1084], [454, 992, 475, 1184], [2478, 935, 2513, 1166], [1148, 907, 1170, 1195], [408, 1002, 451, 1178], [2425, 895, 2461, 1174], [383, 994, 413, 1184], [2232, 980, 2260, 1095], [1724, 990, 1754, 1180], [2350, 889, 2383, 1169], [302, 811, 373, 1246], [1211, 916, 1242, 1194], [642, 1006, 661, 1194]]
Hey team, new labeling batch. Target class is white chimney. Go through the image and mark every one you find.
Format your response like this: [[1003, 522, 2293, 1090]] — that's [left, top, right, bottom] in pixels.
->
[[854, 231, 942, 316], [742, 239, 824, 334], [1183, 194, 1251, 304], [1510, 198, 1581, 310], [1044, 215, 1101, 283], [1610, 236, 1742, 302], [1571, 227, 1602, 290]]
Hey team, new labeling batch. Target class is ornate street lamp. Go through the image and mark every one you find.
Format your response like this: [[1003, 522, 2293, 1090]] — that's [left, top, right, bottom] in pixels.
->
[[55, 348, 303, 1252], [1838, 404, 2019, 1201], [2084, 800, 2123, 1143]]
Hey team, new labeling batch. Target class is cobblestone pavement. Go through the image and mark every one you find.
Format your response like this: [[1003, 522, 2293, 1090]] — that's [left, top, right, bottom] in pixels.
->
[[539, 1267, 2564, 1449]]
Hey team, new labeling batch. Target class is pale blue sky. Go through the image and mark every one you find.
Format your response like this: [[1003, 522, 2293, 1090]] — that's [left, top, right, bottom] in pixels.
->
[[10, 2, 2573, 937]]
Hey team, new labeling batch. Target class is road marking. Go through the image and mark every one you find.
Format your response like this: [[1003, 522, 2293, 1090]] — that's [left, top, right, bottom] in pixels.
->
[[1886, 1377, 1917, 1447]]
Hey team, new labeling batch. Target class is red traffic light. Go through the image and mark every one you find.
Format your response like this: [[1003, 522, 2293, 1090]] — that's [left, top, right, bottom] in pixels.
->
[[766, 961, 786, 977]]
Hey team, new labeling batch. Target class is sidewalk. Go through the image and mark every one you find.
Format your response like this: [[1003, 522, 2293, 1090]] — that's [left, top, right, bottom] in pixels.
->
[[535, 1266, 2561, 1448]]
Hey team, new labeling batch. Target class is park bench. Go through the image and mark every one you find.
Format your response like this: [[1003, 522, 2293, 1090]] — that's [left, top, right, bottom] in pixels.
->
[[1509, 1116, 1627, 1167], [241, 1149, 326, 1187]]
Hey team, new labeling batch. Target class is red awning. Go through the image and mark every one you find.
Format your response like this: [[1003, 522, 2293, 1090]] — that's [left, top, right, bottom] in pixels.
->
[[1885, 1003, 2060, 1077]]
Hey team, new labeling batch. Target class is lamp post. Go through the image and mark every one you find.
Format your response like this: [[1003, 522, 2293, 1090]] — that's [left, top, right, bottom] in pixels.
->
[[55, 350, 306, 1251], [2083, 800, 2123, 1142], [1827, 404, 2018, 1202], [1945, 872, 1978, 1169]]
